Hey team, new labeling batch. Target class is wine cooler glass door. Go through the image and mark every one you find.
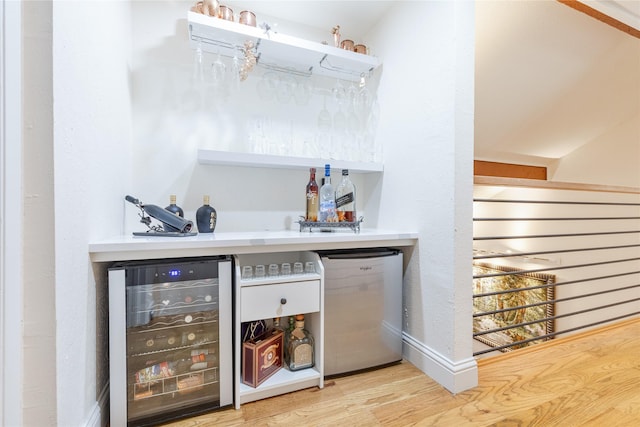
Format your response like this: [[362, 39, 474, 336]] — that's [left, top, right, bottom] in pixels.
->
[[109, 256, 232, 426]]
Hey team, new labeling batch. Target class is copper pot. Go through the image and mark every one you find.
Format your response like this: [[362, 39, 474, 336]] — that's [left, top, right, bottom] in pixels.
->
[[354, 44, 367, 54], [203, 0, 219, 17], [340, 39, 355, 51], [239, 10, 256, 27], [191, 1, 204, 14], [219, 5, 234, 21]]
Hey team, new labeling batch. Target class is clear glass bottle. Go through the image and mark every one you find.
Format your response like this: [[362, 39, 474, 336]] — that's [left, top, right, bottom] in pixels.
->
[[306, 168, 319, 222], [196, 195, 217, 233], [285, 314, 314, 371], [319, 164, 337, 223], [164, 195, 184, 231], [335, 169, 356, 222]]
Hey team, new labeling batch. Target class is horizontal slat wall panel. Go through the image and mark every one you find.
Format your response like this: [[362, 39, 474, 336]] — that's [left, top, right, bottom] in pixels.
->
[[473, 183, 640, 356]]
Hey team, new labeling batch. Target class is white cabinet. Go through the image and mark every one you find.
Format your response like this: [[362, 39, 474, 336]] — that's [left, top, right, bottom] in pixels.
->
[[241, 280, 320, 321], [233, 252, 324, 408]]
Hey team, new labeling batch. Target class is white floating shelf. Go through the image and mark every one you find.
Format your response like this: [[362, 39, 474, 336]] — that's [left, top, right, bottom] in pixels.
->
[[187, 11, 380, 81], [198, 149, 383, 173]]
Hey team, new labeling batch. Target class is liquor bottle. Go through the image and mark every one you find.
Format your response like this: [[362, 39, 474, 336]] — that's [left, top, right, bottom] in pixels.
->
[[319, 164, 337, 223], [164, 195, 184, 232], [285, 314, 314, 371], [335, 169, 356, 222], [165, 195, 184, 217], [283, 316, 295, 362], [196, 195, 217, 233], [273, 317, 285, 334], [305, 168, 319, 222]]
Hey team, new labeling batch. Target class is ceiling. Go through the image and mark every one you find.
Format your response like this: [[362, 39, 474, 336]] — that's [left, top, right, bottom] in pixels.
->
[[225, 1, 640, 167], [474, 0, 640, 167]]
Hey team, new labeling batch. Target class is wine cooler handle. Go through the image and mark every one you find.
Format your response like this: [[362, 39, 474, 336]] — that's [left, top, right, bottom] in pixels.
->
[[280, 298, 287, 305]]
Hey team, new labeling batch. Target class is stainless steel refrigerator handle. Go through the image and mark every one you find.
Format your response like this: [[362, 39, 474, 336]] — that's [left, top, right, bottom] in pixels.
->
[[320, 250, 399, 260]]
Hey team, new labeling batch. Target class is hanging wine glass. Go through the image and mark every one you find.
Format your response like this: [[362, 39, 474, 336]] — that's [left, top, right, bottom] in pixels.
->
[[193, 41, 205, 84], [182, 40, 204, 111], [276, 73, 296, 104], [317, 95, 332, 133], [228, 51, 241, 95], [332, 78, 347, 107], [257, 71, 278, 101], [294, 78, 312, 106], [333, 104, 347, 135], [211, 51, 226, 88], [356, 73, 372, 118]]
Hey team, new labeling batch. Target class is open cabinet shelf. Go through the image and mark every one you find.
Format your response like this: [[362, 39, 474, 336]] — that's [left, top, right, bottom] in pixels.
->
[[187, 11, 380, 82], [198, 149, 384, 173]]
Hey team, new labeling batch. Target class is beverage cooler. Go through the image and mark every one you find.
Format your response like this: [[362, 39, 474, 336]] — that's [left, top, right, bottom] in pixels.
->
[[108, 256, 233, 426]]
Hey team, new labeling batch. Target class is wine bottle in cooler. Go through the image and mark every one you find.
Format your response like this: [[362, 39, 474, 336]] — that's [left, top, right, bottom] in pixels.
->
[[305, 168, 319, 222], [336, 169, 356, 222], [319, 164, 337, 223]]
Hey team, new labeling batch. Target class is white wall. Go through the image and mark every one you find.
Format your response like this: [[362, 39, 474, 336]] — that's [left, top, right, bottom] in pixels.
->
[[1, 0, 24, 425], [51, 1, 132, 426], [22, 1, 56, 424], [371, 1, 477, 392]]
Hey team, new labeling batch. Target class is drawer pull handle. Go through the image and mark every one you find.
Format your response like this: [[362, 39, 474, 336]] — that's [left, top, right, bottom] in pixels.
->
[[280, 298, 287, 305]]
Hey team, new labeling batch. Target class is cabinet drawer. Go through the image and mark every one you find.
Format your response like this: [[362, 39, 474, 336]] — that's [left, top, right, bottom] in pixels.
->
[[241, 280, 320, 322]]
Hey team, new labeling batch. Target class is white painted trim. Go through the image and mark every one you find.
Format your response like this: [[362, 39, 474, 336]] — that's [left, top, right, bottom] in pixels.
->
[[402, 333, 478, 394], [1, 0, 24, 425], [84, 383, 108, 427]]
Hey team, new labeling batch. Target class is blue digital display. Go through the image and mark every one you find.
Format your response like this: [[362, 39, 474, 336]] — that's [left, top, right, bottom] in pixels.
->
[[168, 269, 181, 277]]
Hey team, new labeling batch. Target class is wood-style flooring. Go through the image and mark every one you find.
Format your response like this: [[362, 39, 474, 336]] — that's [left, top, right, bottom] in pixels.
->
[[162, 318, 640, 426]]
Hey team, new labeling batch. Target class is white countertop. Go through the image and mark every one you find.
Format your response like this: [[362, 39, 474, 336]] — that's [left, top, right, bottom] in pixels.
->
[[89, 229, 419, 262]]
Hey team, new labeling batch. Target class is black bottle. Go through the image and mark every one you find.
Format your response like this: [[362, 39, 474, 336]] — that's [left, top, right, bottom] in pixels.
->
[[164, 195, 184, 231], [196, 195, 217, 233]]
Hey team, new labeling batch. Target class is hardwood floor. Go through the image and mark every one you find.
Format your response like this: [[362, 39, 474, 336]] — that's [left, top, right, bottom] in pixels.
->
[[162, 319, 640, 426]]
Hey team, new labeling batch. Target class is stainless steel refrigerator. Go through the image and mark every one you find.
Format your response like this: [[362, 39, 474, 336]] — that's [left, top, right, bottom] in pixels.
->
[[319, 248, 403, 376]]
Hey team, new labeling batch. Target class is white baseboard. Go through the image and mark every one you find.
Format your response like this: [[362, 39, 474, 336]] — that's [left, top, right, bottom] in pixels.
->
[[402, 332, 478, 393], [84, 383, 109, 427]]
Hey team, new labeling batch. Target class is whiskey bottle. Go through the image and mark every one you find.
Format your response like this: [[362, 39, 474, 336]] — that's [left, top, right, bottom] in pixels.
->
[[285, 314, 314, 371], [305, 168, 319, 222], [196, 195, 217, 233], [335, 169, 356, 222], [319, 164, 337, 223], [164, 195, 184, 232]]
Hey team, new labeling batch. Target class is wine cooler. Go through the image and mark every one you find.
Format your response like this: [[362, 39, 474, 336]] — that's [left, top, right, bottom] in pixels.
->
[[108, 256, 233, 426]]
